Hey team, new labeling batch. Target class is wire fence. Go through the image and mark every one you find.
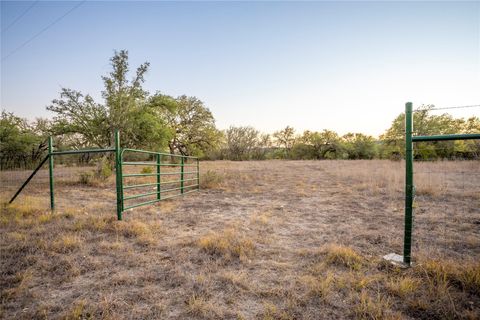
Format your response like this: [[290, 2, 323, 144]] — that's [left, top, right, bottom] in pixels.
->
[[0, 152, 117, 212], [412, 146, 480, 261]]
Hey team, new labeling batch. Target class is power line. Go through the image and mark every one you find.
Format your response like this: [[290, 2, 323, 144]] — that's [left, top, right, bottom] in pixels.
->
[[1, 1, 85, 62], [414, 105, 480, 112], [1, 1, 39, 34]]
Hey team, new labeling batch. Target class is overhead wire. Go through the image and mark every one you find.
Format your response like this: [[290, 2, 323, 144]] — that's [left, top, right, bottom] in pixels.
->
[[1, 0, 85, 62], [1, 0, 39, 34]]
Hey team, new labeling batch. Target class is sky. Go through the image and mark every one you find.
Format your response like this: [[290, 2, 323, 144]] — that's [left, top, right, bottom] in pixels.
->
[[1, 1, 479, 137]]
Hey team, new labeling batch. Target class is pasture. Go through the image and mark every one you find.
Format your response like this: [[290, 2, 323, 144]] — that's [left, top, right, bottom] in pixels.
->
[[1, 160, 479, 319]]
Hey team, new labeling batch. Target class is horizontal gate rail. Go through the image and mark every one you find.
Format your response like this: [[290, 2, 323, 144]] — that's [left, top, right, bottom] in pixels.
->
[[122, 161, 197, 167], [123, 178, 199, 190], [123, 189, 199, 210], [121, 148, 198, 159], [51, 148, 115, 155]]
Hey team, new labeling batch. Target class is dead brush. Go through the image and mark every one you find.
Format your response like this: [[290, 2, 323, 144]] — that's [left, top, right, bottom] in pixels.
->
[[417, 258, 480, 295], [200, 170, 224, 189], [51, 234, 83, 253], [385, 276, 419, 298], [186, 294, 223, 319], [353, 290, 393, 320], [198, 228, 255, 262], [299, 272, 335, 300], [322, 244, 364, 270]]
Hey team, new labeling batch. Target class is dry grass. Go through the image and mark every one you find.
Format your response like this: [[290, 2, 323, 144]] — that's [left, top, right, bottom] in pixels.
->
[[0, 160, 478, 319], [323, 244, 364, 270], [198, 227, 255, 262]]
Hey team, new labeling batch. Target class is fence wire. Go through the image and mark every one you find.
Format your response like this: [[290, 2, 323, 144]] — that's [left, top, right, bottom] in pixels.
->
[[412, 146, 480, 261], [0, 152, 118, 212]]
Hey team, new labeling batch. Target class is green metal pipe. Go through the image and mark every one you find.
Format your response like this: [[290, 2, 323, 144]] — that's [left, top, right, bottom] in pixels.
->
[[123, 189, 199, 211], [48, 136, 55, 211], [123, 173, 162, 177], [115, 130, 123, 221], [180, 157, 184, 194], [197, 158, 200, 191], [123, 182, 159, 190], [404, 102, 414, 266], [124, 184, 199, 201], [163, 178, 198, 183], [8, 155, 49, 204], [413, 133, 480, 142], [123, 190, 159, 201], [122, 161, 197, 167], [156, 154, 161, 200], [123, 171, 197, 177], [121, 148, 198, 159], [122, 178, 199, 190], [123, 198, 162, 210], [51, 148, 115, 155]]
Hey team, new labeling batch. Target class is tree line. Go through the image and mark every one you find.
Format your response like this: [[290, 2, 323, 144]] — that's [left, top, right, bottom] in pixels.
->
[[1, 51, 479, 169]]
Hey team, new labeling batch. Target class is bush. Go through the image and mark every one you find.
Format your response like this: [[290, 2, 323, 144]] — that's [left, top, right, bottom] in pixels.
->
[[78, 172, 94, 185], [140, 166, 154, 174], [200, 170, 223, 189], [95, 157, 112, 180]]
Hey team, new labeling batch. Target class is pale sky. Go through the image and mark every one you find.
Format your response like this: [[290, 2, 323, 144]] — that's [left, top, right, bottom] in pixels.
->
[[1, 1, 479, 137]]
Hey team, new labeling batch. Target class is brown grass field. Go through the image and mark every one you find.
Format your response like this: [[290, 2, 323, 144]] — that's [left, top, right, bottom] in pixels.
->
[[1, 160, 479, 319]]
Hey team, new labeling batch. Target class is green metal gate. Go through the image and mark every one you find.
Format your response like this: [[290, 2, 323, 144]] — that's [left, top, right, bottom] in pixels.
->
[[9, 130, 199, 221], [117, 148, 199, 220]]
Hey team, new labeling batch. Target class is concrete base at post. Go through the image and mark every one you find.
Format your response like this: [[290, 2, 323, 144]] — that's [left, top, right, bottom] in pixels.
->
[[383, 253, 410, 268]]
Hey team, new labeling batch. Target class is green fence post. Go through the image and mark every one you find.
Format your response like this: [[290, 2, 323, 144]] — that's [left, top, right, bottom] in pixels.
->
[[181, 157, 185, 194], [115, 130, 123, 221], [48, 136, 55, 211], [197, 158, 200, 190], [404, 102, 414, 265], [157, 154, 161, 200]]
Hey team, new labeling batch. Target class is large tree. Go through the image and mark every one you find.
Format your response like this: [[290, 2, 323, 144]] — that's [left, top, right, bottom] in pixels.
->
[[152, 94, 221, 156], [47, 50, 170, 150]]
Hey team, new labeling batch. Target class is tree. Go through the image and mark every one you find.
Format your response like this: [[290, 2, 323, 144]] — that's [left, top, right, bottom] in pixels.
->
[[225, 126, 260, 160], [380, 105, 479, 159], [342, 133, 378, 159], [152, 94, 221, 156], [273, 126, 296, 157], [302, 130, 344, 159], [0, 110, 48, 169], [47, 50, 170, 150]]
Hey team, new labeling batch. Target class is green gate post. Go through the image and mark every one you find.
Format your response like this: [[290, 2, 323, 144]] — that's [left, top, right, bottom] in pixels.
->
[[115, 130, 123, 221], [180, 157, 185, 194], [48, 136, 55, 211], [404, 102, 414, 265], [197, 158, 200, 190], [156, 154, 161, 200]]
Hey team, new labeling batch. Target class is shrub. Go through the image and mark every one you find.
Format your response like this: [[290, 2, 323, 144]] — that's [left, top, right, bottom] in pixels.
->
[[78, 171, 94, 185], [95, 156, 112, 180], [200, 170, 223, 189], [140, 166, 154, 174]]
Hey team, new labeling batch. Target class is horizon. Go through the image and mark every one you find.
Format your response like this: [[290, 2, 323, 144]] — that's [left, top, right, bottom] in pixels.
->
[[1, 1, 479, 137]]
